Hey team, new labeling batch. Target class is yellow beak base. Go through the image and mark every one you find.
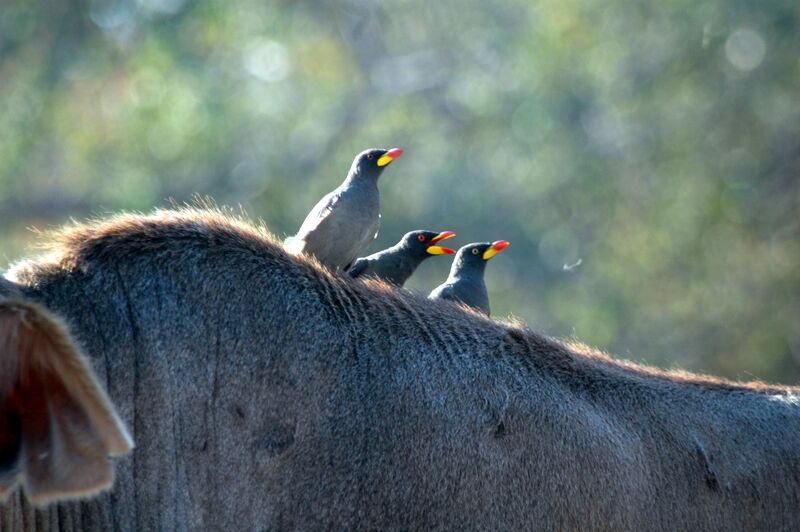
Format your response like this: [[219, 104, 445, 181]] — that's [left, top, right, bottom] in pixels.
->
[[482, 248, 499, 260], [426, 246, 455, 256], [377, 147, 403, 167]]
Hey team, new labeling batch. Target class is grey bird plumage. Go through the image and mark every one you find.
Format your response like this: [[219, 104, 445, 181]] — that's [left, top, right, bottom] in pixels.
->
[[285, 147, 402, 269], [428, 240, 509, 315], [347, 230, 456, 286]]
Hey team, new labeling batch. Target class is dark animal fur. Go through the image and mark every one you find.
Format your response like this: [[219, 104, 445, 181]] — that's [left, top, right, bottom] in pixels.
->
[[1, 207, 798, 530]]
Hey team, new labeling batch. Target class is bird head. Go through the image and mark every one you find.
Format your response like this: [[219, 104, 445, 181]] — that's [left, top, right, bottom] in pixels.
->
[[349, 147, 403, 180], [400, 230, 456, 256], [452, 240, 510, 271]]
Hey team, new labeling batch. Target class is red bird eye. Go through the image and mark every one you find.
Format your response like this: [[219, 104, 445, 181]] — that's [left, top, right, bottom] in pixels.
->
[[418, 235, 426, 242], [367, 154, 374, 160]]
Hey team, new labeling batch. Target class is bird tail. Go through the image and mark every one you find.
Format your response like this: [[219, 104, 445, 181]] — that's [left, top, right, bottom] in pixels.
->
[[283, 235, 304, 255]]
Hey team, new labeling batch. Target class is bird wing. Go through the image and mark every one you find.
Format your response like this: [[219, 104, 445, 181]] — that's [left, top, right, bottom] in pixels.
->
[[341, 207, 379, 265], [294, 190, 343, 239], [347, 258, 369, 278], [428, 283, 454, 301], [290, 183, 378, 268], [287, 190, 354, 261]]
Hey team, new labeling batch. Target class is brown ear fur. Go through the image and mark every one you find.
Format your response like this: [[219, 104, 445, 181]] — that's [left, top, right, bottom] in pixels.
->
[[0, 299, 133, 506]]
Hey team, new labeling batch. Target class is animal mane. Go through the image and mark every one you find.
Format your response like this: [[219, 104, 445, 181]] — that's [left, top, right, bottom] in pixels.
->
[[7, 205, 798, 398], [555, 335, 795, 395], [37, 205, 283, 268], [9, 204, 328, 283]]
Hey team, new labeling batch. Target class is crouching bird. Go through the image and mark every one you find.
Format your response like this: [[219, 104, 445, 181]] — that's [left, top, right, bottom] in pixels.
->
[[285, 147, 403, 269], [347, 230, 456, 286], [428, 240, 510, 316]]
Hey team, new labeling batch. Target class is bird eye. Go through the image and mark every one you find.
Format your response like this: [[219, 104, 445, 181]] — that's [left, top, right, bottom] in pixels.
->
[[367, 154, 374, 160], [418, 235, 426, 242], [472, 248, 479, 255]]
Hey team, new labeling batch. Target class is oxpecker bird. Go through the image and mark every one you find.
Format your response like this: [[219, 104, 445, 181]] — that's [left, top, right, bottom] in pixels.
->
[[428, 240, 510, 316], [347, 230, 456, 286], [285, 147, 403, 269]]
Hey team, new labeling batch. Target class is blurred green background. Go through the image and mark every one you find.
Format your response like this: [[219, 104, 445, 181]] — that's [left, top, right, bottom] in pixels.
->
[[1, 0, 798, 383]]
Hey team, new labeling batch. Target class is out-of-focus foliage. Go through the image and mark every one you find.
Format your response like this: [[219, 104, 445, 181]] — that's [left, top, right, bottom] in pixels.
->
[[1, 0, 798, 382]]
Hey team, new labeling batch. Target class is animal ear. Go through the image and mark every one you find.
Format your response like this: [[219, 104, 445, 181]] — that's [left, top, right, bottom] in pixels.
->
[[0, 299, 133, 507]]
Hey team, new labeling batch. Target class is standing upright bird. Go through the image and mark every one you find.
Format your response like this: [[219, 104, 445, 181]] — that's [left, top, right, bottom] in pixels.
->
[[428, 240, 510, 316], [285, 147, 403, 269], [347, 230, 457, 286]]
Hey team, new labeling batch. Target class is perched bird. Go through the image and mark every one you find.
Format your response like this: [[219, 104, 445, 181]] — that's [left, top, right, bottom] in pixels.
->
[[347, 230, 457, 286], [285, 147, 403, 269], [428, 240, 510, 316]]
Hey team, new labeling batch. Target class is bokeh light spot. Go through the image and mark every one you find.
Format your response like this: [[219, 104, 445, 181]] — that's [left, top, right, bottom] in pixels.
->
[[243, 39, 291, 82], [725, 29, 766, 72], [136, 0, 186, 16]]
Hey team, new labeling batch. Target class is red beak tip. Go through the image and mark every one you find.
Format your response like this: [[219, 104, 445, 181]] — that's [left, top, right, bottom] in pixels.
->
[[493, 240, 510, 251], [387, 147, 403, 159], [443, 248, 456, 254], [431, 231, 456, 244]]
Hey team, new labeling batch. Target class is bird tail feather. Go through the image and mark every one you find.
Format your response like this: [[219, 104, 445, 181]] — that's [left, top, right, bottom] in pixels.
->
[[283, 236, 304, 255]]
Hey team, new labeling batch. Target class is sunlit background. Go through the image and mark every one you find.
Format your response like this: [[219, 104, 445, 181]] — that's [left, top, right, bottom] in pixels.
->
[[1, 0, 798, 383]]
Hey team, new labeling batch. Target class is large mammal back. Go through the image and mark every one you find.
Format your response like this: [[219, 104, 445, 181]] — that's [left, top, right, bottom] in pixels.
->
[[1, 208, 799, 530], [0, 279, 18, 299]]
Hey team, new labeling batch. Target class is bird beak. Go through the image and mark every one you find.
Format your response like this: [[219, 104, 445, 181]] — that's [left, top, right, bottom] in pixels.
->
[[377, 147, 403, 167], [482, 240, 510, 260], [429, 230, 456, 245], [427, 231, 456, 255], [427, 245, 455, 255]]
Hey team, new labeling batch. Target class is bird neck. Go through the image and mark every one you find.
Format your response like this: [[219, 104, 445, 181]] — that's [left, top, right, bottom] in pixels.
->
[[393, 244, 429, 268], [343, 171, 380, 187], [448, 259, 487, 283]]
